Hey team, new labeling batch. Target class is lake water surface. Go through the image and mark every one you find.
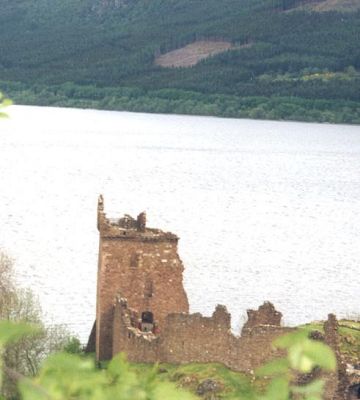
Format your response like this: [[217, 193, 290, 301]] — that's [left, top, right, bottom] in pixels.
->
[[0, 106, 359, 342]]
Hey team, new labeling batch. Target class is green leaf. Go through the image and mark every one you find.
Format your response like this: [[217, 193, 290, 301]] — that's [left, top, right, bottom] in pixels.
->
[[29, 352, 107, 400], [108, 353, 137, 385], [291, 379, 324, 395], [153, 381, 197, 400], [302, 341, 336, 371], [18, 380, 50, 400], [256, 358, 290, 377], [273, 328, 336, 373], [287, 339, 336, 373], [261, 376, 289, 400], [288, 343, 313, 373], [273, 330, 309, 349], [2, 99, 12, 107], [0, 321, 39, 345]]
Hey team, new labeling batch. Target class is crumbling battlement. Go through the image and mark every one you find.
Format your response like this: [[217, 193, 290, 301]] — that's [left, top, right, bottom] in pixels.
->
[[114, 295, 157, 341], [242, 301, 282, 335], [97, 195, 178, 241], [160, 303, 289, 370], [112, 297, 291, 372]]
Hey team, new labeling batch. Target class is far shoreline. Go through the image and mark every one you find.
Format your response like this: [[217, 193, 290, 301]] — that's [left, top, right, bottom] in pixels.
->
[[6, 103, 360, 128]]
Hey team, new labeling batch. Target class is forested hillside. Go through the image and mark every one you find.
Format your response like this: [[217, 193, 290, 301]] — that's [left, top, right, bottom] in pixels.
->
[[1, 0, 359, 123]]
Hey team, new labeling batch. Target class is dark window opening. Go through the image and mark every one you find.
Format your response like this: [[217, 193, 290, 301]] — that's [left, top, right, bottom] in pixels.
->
[[140, 311, 155, 333], [349, 384, 360, 400], [141, 311, 153, 324]]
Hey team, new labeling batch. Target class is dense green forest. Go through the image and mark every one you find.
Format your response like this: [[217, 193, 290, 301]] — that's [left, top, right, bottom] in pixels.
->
[[1, 0, 360, 123]]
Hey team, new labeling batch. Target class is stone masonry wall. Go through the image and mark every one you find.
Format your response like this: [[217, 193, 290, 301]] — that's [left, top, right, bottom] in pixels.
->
[[96, 196, 189, 360], [242, 301, 282, 335], [112, 297, 160, 362], [160, 304, 290, 371], [323, 314, 350, 400], [112, 300, 291, 373], [160, 305, 236, 365]]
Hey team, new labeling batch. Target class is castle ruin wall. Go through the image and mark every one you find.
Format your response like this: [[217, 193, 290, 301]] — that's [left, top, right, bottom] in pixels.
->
[[92, 197, 352, 400], [112, 300, 292, 372], [112, 299, 160, 362]]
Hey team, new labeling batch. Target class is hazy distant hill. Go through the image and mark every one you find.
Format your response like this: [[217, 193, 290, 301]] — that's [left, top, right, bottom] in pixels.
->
[[0, 0, 359, 123]]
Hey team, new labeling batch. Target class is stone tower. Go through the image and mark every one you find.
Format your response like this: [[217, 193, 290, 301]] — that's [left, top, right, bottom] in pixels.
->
[[96, 195, 189, 360]]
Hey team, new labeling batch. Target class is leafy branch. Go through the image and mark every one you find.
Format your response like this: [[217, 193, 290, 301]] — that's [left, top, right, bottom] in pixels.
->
[[256, 329, 336, 400]]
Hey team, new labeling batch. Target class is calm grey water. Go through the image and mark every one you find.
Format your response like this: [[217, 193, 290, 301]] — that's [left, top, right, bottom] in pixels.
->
[[0, 105, 359, 342]]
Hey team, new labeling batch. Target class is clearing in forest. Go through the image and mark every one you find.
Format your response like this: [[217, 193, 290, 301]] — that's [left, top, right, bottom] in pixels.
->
[[154, 40, 234, 68]]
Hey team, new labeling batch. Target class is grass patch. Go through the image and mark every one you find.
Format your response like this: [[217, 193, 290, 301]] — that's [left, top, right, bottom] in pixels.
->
[[130, 362, 252, 399], [338, 320, 360, 362]]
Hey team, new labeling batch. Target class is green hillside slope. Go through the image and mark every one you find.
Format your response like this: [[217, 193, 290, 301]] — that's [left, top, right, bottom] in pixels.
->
[[1, 0, 359, 123]]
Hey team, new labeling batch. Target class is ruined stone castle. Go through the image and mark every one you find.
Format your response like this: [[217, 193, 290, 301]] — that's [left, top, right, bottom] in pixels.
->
[[87, 195, 359, 400]]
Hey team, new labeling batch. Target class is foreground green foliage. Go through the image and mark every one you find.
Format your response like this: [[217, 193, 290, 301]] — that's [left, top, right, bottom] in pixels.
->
[[0, 93, 11, 118], [301, 320, 360, 363], [0, 0, 359, 123], [0, 323, 197, 400], [18, 352, 197, 400], [0, 251, 81, 399], [0, 320, 338, 400], [256, 329, 336, 400]]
